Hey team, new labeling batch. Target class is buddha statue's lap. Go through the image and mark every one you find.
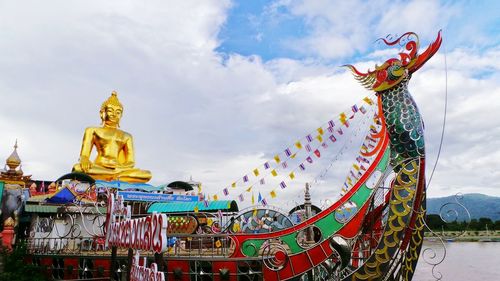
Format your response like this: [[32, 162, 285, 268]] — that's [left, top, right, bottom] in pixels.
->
[[72, 92, 152, 183]]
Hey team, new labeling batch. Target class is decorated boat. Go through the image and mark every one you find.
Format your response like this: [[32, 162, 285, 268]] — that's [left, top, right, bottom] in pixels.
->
[[2, 30, 442, 281]]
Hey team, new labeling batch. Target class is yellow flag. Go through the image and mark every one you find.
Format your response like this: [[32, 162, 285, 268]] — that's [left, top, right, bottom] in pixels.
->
[[295, 141, 303, 149], [291, 153, 297, 159], [231, 182, 236, 188], [253, 168, 259, 176], [317, 127, 324, 135], [270, 190, 277, 198], [246, 186, 253, 192], [363, 97, 374, 105], [194, 205, 199, 213], [274, 155, 281, 163], [253, 208, 257, 216], [316, 135, 323, 143], [271, 169, 278, 177], [289, 172, 295, 180], [353, 164, 360, 171], [213, 194, 218, 201], [252, 192, 255, 204], [197, 184, 202, 193], [340, 113, 347, 122]]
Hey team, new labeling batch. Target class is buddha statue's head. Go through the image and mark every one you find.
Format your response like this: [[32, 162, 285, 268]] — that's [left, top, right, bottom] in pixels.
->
[[100, 91, 123, 128]]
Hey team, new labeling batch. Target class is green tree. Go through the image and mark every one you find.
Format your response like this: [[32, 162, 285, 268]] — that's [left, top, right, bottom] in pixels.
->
[[0, 243, 48, 281]]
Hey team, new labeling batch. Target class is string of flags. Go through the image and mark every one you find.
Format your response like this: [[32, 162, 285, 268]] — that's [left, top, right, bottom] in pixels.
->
[[338, 115, 383, 197], [206, 95, 377, 206]]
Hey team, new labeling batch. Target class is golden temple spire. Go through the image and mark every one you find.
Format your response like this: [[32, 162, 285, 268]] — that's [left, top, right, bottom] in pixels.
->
[[6, 140, 21, 170]]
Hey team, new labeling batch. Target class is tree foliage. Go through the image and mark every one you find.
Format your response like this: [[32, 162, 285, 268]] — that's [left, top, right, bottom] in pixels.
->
[[0, 243, 48, 281]]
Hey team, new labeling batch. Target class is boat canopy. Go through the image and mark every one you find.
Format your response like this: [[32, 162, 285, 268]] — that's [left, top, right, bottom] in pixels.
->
[[147, 200, 239, 214]]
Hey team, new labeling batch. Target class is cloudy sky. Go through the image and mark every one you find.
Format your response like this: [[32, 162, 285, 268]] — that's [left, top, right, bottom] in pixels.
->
[[0, 0, 498, 208]]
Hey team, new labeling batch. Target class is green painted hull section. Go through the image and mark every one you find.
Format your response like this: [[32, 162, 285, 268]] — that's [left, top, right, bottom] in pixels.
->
[[242, 147, 391, 256]]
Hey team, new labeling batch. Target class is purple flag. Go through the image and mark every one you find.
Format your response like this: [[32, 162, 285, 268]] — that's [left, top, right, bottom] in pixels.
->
[[305, 144, 312, 152], [306, 134, 313, 142], [299, 163, 306, 171], [329, 135, 337, 142], [285, 148, 292, 157], [280, 181, 287, 189], [264, 162, 270, 169]]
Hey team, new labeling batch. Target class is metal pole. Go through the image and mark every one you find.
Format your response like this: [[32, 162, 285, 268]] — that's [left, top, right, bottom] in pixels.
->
[[126, 248, 133, 281], [110, 246, 117, 281]]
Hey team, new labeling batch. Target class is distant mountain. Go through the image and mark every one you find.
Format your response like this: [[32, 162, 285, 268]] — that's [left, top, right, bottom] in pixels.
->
[[427, 193, 500, 222]]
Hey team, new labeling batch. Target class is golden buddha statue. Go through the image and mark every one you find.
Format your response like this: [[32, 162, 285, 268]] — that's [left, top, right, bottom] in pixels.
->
[[72, 91, 152, 183]]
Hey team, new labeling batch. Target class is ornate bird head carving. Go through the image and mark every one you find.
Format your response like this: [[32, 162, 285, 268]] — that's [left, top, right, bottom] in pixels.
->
[[345, 31, 442, 92]]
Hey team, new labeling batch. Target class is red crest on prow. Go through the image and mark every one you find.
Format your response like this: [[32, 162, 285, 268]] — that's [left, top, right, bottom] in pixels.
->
[[345, 30, 442, 92]]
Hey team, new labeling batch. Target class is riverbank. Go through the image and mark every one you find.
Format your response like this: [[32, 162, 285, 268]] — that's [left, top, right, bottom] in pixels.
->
[[424, 230, 500, 242]]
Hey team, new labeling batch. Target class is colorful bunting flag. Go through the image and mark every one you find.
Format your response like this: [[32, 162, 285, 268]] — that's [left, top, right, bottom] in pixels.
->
[[327, 126, 334, 133], [274, 155, 281, 163], [352, 105, 358, 113], [223, 188, 229, 196], [243, 175, 249, 182], [231, 182, 236, 188], [295, 141, 303, 149], [353, 164, 360, 171], [340, 113, 347, 122], [246, 186, 253, 192], [282, 162, 288, 169], [314, 149, 321, 158], [259, 178, 265, 185], [258, 192, 262, 203], [289, 172, 295, 180], [344, 120, 350, 127], [306, 156, 313, 163], [280, 181, 287, 189], [321, 143, 328, 148], [264, 162, 270, 169], [337, 128, 343, 135], [271, 169, 278, 177], [317, 127, 324, 135], [299, 163, 306, 171], [305, 144, 312, 152], [203, 200, 209, 207], [261, 198, 268, 207], [360, 106, 367, 114], [194, 205, 199, 213], [329, 135, 337, 142], [253, 168, 259, 176], [306, 134, 313, 142], [238, 194, 244, 202], [213, 194, 218, 201], [285, 148, 292, 157], [316, 135, 323, 142], [328, 120, 335, 128], [363, 97, 374, 105], [270, 190, 277, 198], [252, 192, 255, 204]]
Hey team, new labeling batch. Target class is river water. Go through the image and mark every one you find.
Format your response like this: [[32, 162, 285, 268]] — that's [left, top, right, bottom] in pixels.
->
[[412, 241, 500, 280]]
